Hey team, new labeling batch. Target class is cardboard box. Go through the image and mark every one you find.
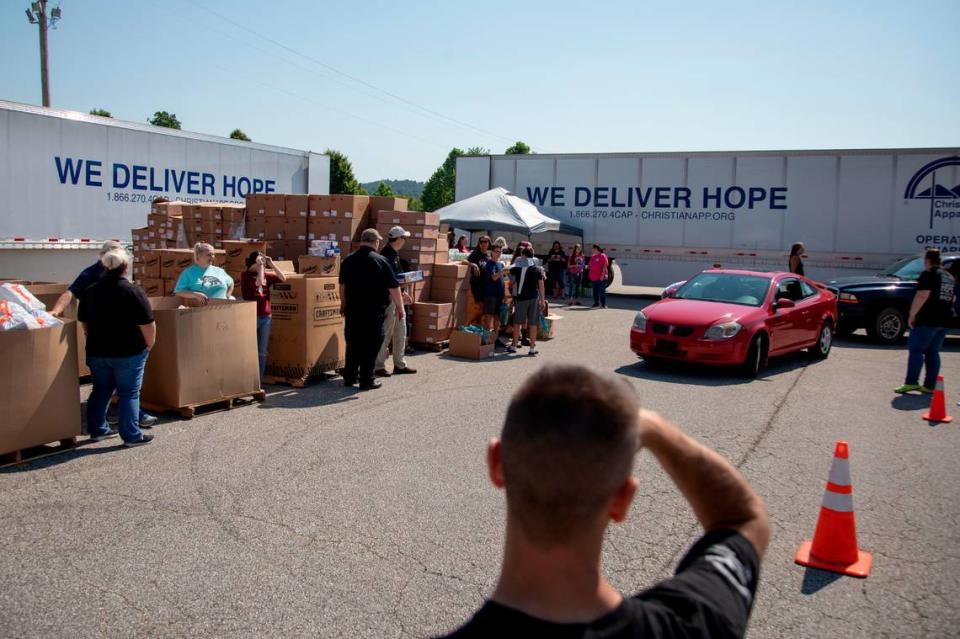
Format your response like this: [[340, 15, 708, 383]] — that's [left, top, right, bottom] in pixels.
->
[[131, 226, 150, 242], [200, 219, 223, 235], [263, 193, 286, 217], [263, 216, 286, 240], [368, 196, 408, 215], [433, 263, 469, 279], [141, 299, 260, 409], [285, 195, 310, 218], [221, 207, 246, 225], [413, 302, 453, 319], [408, 225, 440, 240], [266, 276, 346, 380], [400, 251, 435, 267], [160, 249, 195, 281], [269, 241, 306, 261], [142, 249, 163, 279], [139, 278, 164, 297], [448, 329, 495, 359], [308, 217, 364, 243], [377, 210, 404, 225], [411, 280, 431, 303], [434, 249, 451, 264], [404, 238, 437, 253], [285, 217, 308, 241], [431, 279, 469, 304], [246, 193, 268, 216], [162, 279, 176, 296], [153, 200, 188, 216], [327, 194, 370, 219], [298, 255, 341, 277], [0, 320, 81, 455], [246, 215, 267, 239], [409, 326, 452, 344], [25, 283, 90, 378], [222, 240, 270, 270], [400, 211, 440, 227]]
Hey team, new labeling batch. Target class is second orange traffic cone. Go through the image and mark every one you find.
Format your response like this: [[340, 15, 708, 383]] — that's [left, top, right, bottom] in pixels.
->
[[795, 441, 872, 578], [923, 375, 953, 423]]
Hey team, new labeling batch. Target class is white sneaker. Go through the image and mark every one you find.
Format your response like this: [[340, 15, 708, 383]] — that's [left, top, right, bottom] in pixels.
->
[[528, 347, 539, 356]]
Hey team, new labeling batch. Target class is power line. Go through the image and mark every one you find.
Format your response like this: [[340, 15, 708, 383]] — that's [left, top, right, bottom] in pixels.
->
[[185, 0, 533, 150]]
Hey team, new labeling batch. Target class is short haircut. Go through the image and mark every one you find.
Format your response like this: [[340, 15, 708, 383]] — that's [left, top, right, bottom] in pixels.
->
[[361, 228, 381, 243], [925, 248, 942, 265], [100, 248, 129, 274], [500, 365, 640, 545], [100, 240, 123, 254]]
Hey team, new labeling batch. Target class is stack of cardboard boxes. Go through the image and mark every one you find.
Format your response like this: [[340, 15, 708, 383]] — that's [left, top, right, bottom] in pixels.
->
[[410, 262, 469, 345], [182, 203, 245, 248], [221, 239, 272, 284]]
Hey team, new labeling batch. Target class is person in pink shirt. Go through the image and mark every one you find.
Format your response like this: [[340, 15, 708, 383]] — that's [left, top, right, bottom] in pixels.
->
[[588, 244, 609, 308]]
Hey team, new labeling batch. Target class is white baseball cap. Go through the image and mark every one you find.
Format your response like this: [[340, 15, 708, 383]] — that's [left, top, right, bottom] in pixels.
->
[[388, 226, 411, 239]]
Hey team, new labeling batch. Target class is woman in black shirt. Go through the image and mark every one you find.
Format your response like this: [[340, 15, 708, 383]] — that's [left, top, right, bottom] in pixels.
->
[[546, 241, 567, 298], [789, 242, 805, 276], [78, 249, 156, 447]]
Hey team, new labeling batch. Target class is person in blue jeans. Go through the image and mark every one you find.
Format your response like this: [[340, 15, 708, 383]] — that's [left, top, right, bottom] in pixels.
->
[[239, 251, 286, 382], [896, 249, 956, 394], [78, 249, 156, 447]]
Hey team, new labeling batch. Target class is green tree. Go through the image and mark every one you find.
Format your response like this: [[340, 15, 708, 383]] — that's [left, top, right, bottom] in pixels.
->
[[89, 108, 112, 118], [324, 149, 364, 195], [467, 146, 490, 155], [374, 181, 395, 197], [406, 196, 423, 211], [149, 111, 181, 129], [229, 129, 251, 141], [504, 141, 531, 155], [421, 147, 464, 212]]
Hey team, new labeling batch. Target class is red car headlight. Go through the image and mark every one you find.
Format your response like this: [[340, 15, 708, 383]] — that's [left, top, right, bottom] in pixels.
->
[[704, 321, 742, 340]]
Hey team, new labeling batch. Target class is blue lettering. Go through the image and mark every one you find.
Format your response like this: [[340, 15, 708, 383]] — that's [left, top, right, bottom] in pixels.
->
[[85, 160, 103, 187], [113, 163, 130, 188], [674, 187, 691, 208], [635, 187, 653, 207], [770, 187, 787, 209], [724, 186, 746, 208], [610, 187, 625, 208], [187, 171, 200, 195], [748, 187, 766, 208], [171, 170, 187, 193], [703, 187, 721, 207], [148, 167, 164, 192], [526, 186, 549, 206], [575, 187, 591, 206], [252, 178, 265, 193], [55, 157, 83, 185], [132, 165, 148, 191], [265, 180, 276, 193], [223, 175, 237, 198], [594, 187, 609, 207], [655, 187, 671, 208], [202, 172, 215, 195], [237, 177, 252, 198], [550, 187, 565, 207]]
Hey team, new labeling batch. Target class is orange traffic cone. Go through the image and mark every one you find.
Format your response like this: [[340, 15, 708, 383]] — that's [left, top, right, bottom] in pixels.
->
[[922, 375, 953, 423], [795, 441, 872, 578]]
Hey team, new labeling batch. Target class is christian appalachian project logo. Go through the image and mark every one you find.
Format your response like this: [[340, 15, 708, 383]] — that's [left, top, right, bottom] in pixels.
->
[[903, 156, 960, 229]]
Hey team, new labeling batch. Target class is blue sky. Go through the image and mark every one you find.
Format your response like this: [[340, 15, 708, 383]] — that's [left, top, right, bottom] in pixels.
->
[[2, 0, 957, 183]]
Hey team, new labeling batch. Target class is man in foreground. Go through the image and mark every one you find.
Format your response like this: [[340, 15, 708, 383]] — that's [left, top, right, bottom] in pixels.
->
[[440, 364, 769, 637], [338, 229, 404, 391]]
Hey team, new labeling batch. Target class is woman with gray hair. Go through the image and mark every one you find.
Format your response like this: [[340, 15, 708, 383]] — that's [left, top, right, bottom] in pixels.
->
[[78, 249, 156, 447], [173, 242, 234, 306]]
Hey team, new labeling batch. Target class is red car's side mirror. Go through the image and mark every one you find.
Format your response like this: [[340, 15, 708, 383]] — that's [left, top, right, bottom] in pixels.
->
[[775, 298, 796, 309]]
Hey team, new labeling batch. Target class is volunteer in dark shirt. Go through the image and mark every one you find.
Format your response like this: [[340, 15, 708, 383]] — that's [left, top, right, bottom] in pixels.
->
[[240, 251, 286, 383], [507, 248, 545, 356], [374, 226, 417, 377], [546, 241, 567, 298], [78, 249, 156, 448], [896, 249, 957, 394], [338, 229, 404, 391], [463, 236, 492, 325], [789, 242, 806, 276], [482, 246, 505, 334], [438, 364, 769, 639]]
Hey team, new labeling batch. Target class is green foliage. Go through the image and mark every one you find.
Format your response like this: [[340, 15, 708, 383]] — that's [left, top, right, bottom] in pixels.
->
[[229, 129, 251, 141], [467, 146, 490, 155], [149, 111, 181, 129], [421, 148, 464, 212], [406, 196, 423, 211], [360, 179, 424, 197], [504, 141, 531, 155], [374, 181, 395, 197], [89, 108, 112, 118], [324, 149, 364, 195]]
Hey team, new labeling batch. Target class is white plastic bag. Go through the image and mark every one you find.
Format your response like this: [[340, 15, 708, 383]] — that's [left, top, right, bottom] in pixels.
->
[[0, 300, 41, 330], [0, 283, 45, 311]]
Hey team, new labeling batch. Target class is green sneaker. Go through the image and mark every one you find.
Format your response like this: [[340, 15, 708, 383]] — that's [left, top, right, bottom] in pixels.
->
[[895, 384, 921, 394], [919, 386, 934, 394]]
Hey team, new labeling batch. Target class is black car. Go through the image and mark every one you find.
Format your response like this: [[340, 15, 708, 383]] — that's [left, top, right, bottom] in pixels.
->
[[827, 254, 959, 345]]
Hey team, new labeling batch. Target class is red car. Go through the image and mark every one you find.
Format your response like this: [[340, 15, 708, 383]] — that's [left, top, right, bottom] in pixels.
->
[[630, 269, 838, 377]]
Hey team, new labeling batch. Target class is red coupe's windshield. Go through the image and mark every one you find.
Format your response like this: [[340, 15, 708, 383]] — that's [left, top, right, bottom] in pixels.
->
[[674, 273, 771, 307]]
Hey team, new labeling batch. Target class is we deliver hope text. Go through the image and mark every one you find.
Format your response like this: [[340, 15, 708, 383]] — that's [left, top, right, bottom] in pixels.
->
[[54, 156, 276, 198], [526, 185, 787, 210]]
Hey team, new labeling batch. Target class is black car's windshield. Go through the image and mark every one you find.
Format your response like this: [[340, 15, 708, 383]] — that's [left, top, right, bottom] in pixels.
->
[[881, 257, 925, 281], [674, 273, 771, 307]]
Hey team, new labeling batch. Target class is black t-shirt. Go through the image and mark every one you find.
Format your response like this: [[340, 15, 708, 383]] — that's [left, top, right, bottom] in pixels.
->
[[467, 249, 489, 299], [509, 263, 545, 301], [338, 246, 399, 316], [77, 275, 155, 358], [439, 530, 759, 639], [915, 266, 956, 327], [379, 243, 403, 278], [69, 261, 105, 296], [548, 248, 568, 273]]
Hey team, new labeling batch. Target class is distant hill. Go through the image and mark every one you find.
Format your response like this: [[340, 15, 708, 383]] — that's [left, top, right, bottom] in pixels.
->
[[361, 179, 424, 197]]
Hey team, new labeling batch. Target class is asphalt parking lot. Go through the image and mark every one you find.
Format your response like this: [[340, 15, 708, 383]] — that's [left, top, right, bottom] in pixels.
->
[[1, 295, 958, 638]]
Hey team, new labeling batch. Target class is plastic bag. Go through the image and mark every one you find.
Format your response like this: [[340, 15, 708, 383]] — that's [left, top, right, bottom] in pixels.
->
[[0, 283, 45, 311], [499, 301, 510, 326], [0, 300, 41, 330], [540, 315, 550, 335], [30, 309, 63, 328]]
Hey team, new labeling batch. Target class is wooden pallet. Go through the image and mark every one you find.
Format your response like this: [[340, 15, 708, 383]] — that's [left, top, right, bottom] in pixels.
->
[[410, 340, 449, 352], [141, 390, 266, 420], [0, 437, 78, 469]]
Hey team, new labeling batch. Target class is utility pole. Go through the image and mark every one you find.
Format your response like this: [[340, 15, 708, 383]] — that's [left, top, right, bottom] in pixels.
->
[[25, 1, 62, 108]]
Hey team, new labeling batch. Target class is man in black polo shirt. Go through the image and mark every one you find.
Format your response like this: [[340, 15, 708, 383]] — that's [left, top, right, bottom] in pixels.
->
[[437, 364, 769, 638], [374, 226, 417, 377], [338, 228, 404, 391]]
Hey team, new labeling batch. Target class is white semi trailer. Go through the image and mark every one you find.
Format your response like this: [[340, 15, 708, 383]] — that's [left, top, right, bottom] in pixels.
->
[[455, 148, 960, 286], [0, 100, 330, 280]]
